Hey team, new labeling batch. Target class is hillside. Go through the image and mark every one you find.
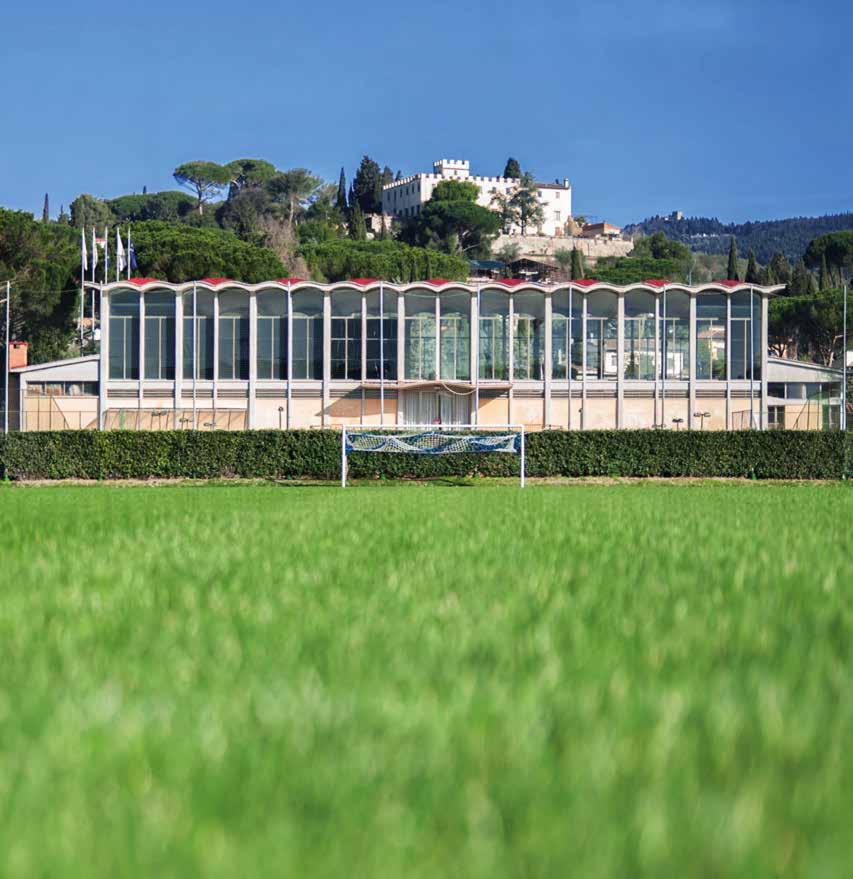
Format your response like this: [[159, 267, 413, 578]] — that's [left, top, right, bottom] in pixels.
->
[[623, 212, 853, 263]]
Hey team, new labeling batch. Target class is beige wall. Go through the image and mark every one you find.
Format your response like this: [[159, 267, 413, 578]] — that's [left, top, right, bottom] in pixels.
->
[[477, 396, 511, 425]]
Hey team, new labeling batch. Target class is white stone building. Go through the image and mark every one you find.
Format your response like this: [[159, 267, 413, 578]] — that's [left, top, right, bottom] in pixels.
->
[[382, 159, 572, 238]]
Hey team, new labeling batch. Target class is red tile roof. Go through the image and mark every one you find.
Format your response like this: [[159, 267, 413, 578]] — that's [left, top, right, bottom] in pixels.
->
[[127, 277, 159, 286]]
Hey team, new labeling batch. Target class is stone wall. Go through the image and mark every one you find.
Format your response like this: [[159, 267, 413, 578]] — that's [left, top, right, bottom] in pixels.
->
[[493, 234, 633, 264]]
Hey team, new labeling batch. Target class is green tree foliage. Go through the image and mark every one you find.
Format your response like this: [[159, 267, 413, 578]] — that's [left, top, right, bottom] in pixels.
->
[[336, 168, 348, 213], [745, 249, 762, 284], [348, 202, 367, 241], [400, 180, 499, 258], [625, 212, 853, 263], [571, 247, 586, 280], [631, 232, 691, 261], [70, 194, 115, 230], [107, 191, 196, 223], [554, 248, 572, 279], [298, 240, 468, 283], [266, 168, 324, 225], [503, 158, 521, 179], [804, 230, 853, 278], [494, 242, 520, 269], [351, 156, 383, 215], [726, 237, 739, 280], [767, 252, 791, 286], [128, 221, 284, 282], [594, 257, 686, 285], [819, 253, 831, 291], [42, 193, 49, 223], [224, 159, 276, 196], [789, 259, 817, 295], [491, 172, 545, 235], [382, 166, 394, 187], [0, 208, 80, 363], [172, 161, 231, 214]]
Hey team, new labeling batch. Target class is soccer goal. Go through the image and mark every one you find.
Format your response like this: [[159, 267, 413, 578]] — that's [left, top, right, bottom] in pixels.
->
[[341, 424, 526, 488]]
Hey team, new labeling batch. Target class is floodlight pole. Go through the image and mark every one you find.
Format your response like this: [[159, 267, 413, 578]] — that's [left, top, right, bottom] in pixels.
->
[[3, 282, 9, 435], [843, 282, 848, 433], [341, 426, 347, 488]]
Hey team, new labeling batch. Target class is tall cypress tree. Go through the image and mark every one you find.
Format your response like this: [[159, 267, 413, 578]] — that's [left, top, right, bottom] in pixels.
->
[[503, 158, 522, 179], [819, 253, 831, 291], [570, 247, 585, 280], [42, 193, 49, 223], [790, 259, 817, 296], [336, 167, 348, 213], [768, 252, 791, 286], [726, 237, 738, 280], [349, 202, 367, 240], [745, 249, 761, 284]]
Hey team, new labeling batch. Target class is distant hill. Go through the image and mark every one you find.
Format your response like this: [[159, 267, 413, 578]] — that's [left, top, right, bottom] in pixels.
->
[[623, 212, 853, 263]]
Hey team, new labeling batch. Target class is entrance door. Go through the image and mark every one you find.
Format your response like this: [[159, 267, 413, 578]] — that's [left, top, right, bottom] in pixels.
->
[[404, 391, 470, 425]]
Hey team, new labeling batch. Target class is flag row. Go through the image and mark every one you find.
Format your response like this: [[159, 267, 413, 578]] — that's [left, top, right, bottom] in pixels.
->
[[80, 227, 138, 282]]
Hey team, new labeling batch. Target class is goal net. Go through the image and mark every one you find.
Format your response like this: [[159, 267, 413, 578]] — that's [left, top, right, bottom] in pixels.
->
[[341, 425, 525, 487]]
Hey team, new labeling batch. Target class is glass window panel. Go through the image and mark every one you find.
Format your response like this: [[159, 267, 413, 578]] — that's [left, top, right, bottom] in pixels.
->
[[109, 291, 139, 380], [218, 291, 249, 380], [366, 291, 397, 380], [405, 291, 436, 380], [479, 290, 509, 380], [586, 291, 618, 380], [696, 293, 726, 380], [624, 291, 656, 380], [440, 291, 470, 381], [551, 289, 583, 380], [182, 291, 214, 380], [292, 289, 323, 379], [144, 291, 175, 380], [257, 290, 287, 380], [331, 291, 362, 380], [512, 292, 545, 380], [660, 290, 689, 380]]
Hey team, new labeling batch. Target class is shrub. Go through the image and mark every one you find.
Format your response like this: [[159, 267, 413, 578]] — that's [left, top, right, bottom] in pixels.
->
[[0, 430, 846, 482]]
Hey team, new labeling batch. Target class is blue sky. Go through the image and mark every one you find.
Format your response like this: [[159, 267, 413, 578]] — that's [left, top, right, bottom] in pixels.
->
[[1, 0, 851, 226]]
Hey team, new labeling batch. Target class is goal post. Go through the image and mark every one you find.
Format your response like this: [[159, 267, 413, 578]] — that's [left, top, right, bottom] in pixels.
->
[[341, 424, 526, 488]]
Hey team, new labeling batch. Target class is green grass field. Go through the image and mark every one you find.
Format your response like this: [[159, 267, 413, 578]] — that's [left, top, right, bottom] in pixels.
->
[[0, 480, 851, 877]]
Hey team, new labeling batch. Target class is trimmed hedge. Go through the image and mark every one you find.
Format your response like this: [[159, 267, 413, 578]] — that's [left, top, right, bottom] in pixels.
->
[[0, 429, 847, 481]]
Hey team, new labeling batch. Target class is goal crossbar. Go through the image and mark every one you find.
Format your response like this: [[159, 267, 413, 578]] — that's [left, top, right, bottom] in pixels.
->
[[341, 425, 525, 488]]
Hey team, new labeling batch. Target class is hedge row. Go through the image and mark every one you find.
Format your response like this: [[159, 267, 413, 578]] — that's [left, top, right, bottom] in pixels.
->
[[0, 429, 847, 481]]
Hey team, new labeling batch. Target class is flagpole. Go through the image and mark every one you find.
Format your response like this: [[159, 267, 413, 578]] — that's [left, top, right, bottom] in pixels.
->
[[90, 227, 96, 352], [3, 282, 9, 434], [192, 282, 198, 431], [80, 228, 85, 356], [127, 226, 132, 280]]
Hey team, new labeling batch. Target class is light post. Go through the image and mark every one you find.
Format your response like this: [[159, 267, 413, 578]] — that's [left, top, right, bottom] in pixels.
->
[[278, 406, 284, 430], [672, 417, 684, 431], [2, 282, 9, 435], [693, 411, 711, 430]]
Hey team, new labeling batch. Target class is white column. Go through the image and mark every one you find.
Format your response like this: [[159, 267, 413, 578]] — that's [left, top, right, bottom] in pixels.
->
[[322, 292, 331, 428], [616, 292, 625, 429], [286, 287, 293, 429], [507, 294, 514, 424], [544, 292, 552, 428], [138, 290, 145, 416], [760, 293, 769, 429], [361, 292, 367, 425], [248, 290, 257, 429], [99, 289, 109, 429], [472, 288, 479, 425], [725, 293, 732, 430], [581, 294, 587, 430], [653, 294, 660, 427], [688, 292, 697, 430], [568, 287, 573, 430], [212, 290, 220, 424], [174, 290, 183, 429], [397, 291, 405, 424], [434, 292, 440, 380]]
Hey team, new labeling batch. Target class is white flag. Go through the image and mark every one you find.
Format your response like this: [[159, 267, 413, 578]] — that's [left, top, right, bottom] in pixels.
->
[[116, 227, 126, 272], [81, 228, 88, 271], [91, 227, 98, 270]]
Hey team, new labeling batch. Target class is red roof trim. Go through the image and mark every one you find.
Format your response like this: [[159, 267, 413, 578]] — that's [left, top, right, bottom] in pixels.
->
[[424, 278, 451, 286], [348, 277, 379, 286], [497, 278, 527, 287], [126, 277, 159, 287], [714, 279, 741, 288], [275, 277, 305, 284], [201, 277, 232, 286], [644, 279, 669, 288], [573, 278, 599, 287]]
